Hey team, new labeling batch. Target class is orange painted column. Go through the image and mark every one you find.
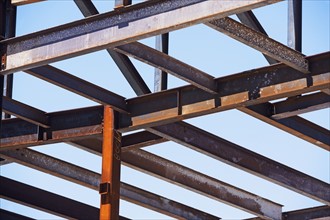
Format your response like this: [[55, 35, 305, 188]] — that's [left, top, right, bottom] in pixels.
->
[[99, 106, 121, 220]]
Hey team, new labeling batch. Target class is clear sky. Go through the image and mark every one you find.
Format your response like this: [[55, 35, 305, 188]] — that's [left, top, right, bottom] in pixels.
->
[[1, 0, 329, 219]]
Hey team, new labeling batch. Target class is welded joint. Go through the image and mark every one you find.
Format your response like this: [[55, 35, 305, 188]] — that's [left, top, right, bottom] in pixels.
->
[[99, 182, 112, 204]]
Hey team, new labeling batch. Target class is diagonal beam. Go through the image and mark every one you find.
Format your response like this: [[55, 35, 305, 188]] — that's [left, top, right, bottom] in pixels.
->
[[0, 176, 130, 220], [122, 149, 282, 220], [0, 148, 220, 220], [0, 209, 34, 220], [115, 42, 217, 94], [2, 97, 49, 128], [0, 0, 280, 75], [271, 92, 330, 119], [147, 121, 330, 205], [25, 65, 128, 113], [74, 0, 151, 96], [205, 17, 308, 73]]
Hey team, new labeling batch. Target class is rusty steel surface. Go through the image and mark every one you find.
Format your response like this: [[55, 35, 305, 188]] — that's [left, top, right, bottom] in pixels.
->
[[1, 0, 329, 219], [100, 106, 122, 220]]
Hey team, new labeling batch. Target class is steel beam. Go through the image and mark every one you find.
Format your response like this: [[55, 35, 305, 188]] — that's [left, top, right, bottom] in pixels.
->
[[115, 42, 217, 94], [205, 17, 308, 73], [2, 0, 16, 119], [0, 176, 101, 220], [236, 11, 278, 64], [74, 0, 151, 96], [240, 103, 330, 151], [272, 92, 330, 119], [122, 52, 330, 132], [0, 0, 279, 75], [147, 121, 330, 205], [246, 205, 330, 220], [1, 105, 103, 149], [0, 148, 221, 220], [288, 0, 302, 52], [99, 106, 121, 220], [122, 149, 282, 220], [283, 205, 330, 220], [114, 0, 131, 9], [2, 97, 49, 127], [10, 0, 43, 6], [154, 33, 169, 92], [0, 209, 34, 220], [25, 65, 128, 113]]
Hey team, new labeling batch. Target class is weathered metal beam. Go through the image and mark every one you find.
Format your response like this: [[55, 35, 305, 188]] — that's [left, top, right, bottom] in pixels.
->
[[25, 65, 128, 113], [283, 205, 330, 220], [0, 0, 280, 75], [236, 10, 278, 64], [115, 42, 217, 94], [0, 148, 221, 220], [121, 52, 330, 132], [0, 209, 34, 220], [99, 106, 121, 220], [246, 205, 330, 220], [114, 0, 131, 9], [205, 17, 308, 73], [0, 176, 100, 220], [154, 33, 169, 92], [2, 0, 16, 119], [74, 0, 151, 96], [122, 149, 282, 220], [272, 92, 330, 119], [240, 104, 330, 151], [10, 0, 43, 6], [288, 0, 302, 52], [2, 97, 49, 127], [1, 105, 103, 149], [147, 121, 330, 205]]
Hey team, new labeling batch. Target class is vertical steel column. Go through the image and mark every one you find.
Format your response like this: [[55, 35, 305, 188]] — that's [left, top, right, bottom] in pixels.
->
[[99, 106, 122, 220], [114, 0, 131, 8], [1, 0, 6, 134], [2, 0, 16, 119], [288, 0, 302, 52], [154, 33, 169, 92]]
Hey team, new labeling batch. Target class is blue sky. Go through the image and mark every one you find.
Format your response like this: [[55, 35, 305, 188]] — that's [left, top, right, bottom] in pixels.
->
[[1, 0, 329, 219]]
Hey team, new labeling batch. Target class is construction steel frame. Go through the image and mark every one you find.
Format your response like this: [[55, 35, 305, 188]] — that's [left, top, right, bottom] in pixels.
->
[[0, 0, 329, 219]]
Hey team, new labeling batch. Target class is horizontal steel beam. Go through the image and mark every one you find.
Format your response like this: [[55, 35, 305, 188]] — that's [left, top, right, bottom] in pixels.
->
[[205, 17, 308, 73], [271, 92, 330, 119], [148, 121, 330, 205], [0, 0, 279, 75], [1, 105, 103, 149], [115, 42, 217, 94], [0, 148, 220, 220], [0, 209, 34, 220], [121, 52, 330, 132], [2, 97, 49, 128], [240, 104, 330, 151], [25, 65, 128, 113]]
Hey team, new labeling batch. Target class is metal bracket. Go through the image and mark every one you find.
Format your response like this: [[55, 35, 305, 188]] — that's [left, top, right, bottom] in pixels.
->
[[99, 182, 111, 204]]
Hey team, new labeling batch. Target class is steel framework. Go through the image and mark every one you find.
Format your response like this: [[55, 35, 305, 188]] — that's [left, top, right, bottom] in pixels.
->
[[0, 0, 329, 219]]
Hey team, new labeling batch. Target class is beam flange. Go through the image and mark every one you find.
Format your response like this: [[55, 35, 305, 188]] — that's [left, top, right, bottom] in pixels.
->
[[2, 97, 49, 128], [115, 42, 217, 93], [0, 0, 279, 75], [205, 17, 308, 73]]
